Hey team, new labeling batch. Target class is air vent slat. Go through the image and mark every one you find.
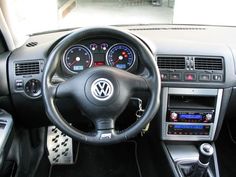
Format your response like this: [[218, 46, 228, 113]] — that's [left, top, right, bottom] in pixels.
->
[[195, 58, 223, 70], [157, 57, 185, 69], [26, 42, 38, 47], [15, 62, 40, 76]]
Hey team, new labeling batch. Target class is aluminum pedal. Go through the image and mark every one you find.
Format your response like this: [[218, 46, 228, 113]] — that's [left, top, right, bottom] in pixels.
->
[[47, 126, 73, 164]]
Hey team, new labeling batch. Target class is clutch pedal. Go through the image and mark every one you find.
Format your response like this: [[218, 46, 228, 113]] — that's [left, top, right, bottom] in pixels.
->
[[47, 126, 73, 164]]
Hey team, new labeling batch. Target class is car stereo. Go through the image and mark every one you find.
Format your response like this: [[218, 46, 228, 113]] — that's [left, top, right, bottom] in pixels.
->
[[167, 109, 214, 123], [161, 88, 223, 141]]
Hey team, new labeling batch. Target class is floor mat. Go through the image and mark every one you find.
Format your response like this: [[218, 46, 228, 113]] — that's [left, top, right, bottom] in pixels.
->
[[216, 123, 236, 177], [49, 141, 141, 177]]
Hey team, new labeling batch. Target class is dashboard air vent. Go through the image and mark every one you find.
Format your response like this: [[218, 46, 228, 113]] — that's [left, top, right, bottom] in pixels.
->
[[26, 42, 38, 47], [15, 62, 40, 76], [195, 57, 223, 70], [157, 56, 185, 69]]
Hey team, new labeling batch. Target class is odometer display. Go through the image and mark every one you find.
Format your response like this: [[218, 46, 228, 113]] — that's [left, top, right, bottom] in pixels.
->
[[106, 44, 135, 70], [63, 45, 93, 73]]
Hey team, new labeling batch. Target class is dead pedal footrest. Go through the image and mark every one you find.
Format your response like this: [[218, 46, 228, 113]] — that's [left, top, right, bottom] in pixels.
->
[[47, 126, 73, 164]]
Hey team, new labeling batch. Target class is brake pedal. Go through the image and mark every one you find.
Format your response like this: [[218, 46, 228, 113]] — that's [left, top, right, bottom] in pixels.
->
[[47, 126, 73, 164]]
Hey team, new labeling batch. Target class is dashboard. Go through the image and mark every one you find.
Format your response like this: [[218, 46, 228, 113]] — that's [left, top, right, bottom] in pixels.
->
[[2, 25, 236, 141]]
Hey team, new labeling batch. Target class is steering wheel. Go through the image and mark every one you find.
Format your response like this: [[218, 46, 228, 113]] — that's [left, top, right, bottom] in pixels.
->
[[42, 27, 161, 145]]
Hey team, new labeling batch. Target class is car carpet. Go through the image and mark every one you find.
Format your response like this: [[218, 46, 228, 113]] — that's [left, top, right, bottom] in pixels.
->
[[49, 141, 141, 177], [216, 122, 236, 177]]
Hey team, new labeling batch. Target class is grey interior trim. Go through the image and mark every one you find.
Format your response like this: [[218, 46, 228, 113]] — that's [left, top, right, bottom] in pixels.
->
[[161, 87, 168, 140], [0, 52, 11, 95], [161, 88, 223, 141], [166, 143, 216, 177], [168, 88, 218, 96], [161, 142, 180, 177], [0, 109, 13, 153], [212, 143, 220, 177], [211, 89, 223, 141], [167, 144, 199, 162], [0, 7, 15, 50]]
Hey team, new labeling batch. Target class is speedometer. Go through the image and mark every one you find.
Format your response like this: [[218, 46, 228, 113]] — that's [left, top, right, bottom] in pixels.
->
[[63, 45, 93, 73], [106, 44, 135, 70]]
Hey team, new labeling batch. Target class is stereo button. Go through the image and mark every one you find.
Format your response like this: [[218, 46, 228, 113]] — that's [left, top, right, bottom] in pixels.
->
[[170, 112, 178, 121], [205, 114, 212, 121]]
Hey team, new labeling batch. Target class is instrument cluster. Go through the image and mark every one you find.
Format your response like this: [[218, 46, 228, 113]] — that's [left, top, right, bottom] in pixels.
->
[[62, 39, 137, 74]]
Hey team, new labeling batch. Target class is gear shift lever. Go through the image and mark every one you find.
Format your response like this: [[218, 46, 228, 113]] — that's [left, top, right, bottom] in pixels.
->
[[199, 143, 214, 164], [189, 143, 214, 177]]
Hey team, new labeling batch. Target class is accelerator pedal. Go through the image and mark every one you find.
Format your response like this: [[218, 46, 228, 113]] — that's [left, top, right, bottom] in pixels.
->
[[47, 126, 73, 164]]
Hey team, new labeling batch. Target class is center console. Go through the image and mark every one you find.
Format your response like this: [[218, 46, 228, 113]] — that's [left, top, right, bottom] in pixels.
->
[[161, 88, 223, 141], [160, 87, 223, 177]]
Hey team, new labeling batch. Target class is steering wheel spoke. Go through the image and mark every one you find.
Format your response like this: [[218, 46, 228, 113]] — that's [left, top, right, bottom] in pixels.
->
[[122, 72, 150, 93], [55, 80, 72, 98], [94, 118, 117, 140], [94, 118, 115, 130], [132, 75, 149, 92]]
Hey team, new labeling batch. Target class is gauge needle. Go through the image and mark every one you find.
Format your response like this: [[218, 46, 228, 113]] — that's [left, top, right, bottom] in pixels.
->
[[113, 56, 123, 66], [69, 60, 77, 67], [113, 58, 120, 66], [69, 57, 81, 67]]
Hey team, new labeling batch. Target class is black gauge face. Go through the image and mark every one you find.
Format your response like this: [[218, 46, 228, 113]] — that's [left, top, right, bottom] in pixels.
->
[[64, 45, 93, 73], [106, 44, 135, 70]]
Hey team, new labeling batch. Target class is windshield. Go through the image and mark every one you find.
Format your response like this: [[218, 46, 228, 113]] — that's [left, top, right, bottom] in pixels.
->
[[8, 0, 236, 35]]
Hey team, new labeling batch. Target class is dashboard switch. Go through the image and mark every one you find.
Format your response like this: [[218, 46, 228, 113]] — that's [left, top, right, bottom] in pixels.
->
[[170, 73, 181, 81], [199, 74, 210, 81], [185, 73, 196, 81], [15, 80, 24, 90], [161, 73, 169, 81], [212, 74, 222, 81], [24, 79, 41, 97]]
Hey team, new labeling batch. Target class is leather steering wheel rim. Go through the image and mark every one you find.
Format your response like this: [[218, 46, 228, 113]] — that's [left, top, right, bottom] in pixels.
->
[[42, 26, 161, 145]]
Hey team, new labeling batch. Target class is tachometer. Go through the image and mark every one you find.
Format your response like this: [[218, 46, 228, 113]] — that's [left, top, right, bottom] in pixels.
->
[[106, 44, 135, 70], [63, 45, 93, 73]]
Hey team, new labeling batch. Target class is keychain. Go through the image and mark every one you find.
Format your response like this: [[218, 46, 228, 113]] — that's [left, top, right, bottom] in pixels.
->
[[131, 97, 150, 136]]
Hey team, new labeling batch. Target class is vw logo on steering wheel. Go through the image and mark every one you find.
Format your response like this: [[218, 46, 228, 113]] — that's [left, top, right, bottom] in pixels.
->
[[91, 78, 114, 101]]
